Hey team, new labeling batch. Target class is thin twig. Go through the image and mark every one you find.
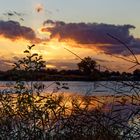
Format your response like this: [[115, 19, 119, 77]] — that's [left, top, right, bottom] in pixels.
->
[[107, 33, 140, 69], [64, 47, 83, 61], [107, 33, 139, 63]]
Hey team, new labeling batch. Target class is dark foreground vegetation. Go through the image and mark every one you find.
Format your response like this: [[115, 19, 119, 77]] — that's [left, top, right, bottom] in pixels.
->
[[0, 45, 140, 140]]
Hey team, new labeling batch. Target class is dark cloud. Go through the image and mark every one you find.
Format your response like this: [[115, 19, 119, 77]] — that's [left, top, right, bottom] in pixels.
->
[[43, 20, 55, 26], [0, 20, 36, 41], [3, 11, 25, 21], [3, 11, 24, 17], [93, 57, 114, 63], [42, 20, 135, 44], [5, 12, 14, 16], [47, 60, 78, 70], [42, 20, 140, 55], [99, 39, 140, 55], [35, 4, 44, 13]]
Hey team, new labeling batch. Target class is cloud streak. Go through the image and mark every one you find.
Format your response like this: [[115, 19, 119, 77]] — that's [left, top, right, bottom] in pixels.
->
[[0, 58, 13, 71]]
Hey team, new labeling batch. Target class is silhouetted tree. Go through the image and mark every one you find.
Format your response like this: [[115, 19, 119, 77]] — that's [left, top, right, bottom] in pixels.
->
[[133, 69, 140, 80], [77, 57, 97, 75]]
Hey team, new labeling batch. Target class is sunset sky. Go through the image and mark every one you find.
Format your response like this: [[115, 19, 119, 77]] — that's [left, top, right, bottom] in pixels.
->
[[0, 0, 140, 72]]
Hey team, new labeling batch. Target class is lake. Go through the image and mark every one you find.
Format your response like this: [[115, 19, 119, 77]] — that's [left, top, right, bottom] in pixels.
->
[[0, 81, 137, 96]]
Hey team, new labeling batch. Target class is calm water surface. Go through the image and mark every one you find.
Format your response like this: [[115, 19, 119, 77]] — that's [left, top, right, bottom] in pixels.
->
[[0, 81, 136, 95]]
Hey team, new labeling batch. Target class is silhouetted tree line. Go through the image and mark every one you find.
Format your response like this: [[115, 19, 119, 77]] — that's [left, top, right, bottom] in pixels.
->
[[0, 62, 140, 81]]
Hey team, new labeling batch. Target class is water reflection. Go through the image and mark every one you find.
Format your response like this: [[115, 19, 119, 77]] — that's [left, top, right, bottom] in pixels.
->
[[0, 81, 136, 95]]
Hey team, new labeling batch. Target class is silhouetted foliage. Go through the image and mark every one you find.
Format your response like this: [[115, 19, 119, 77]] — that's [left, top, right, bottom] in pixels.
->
[[78, 57, 97, 75]]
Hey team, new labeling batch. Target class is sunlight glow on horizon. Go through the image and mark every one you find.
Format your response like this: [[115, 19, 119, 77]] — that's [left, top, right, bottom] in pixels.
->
[[0, 0, 140, 72], [0, 31, 139, 72]]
